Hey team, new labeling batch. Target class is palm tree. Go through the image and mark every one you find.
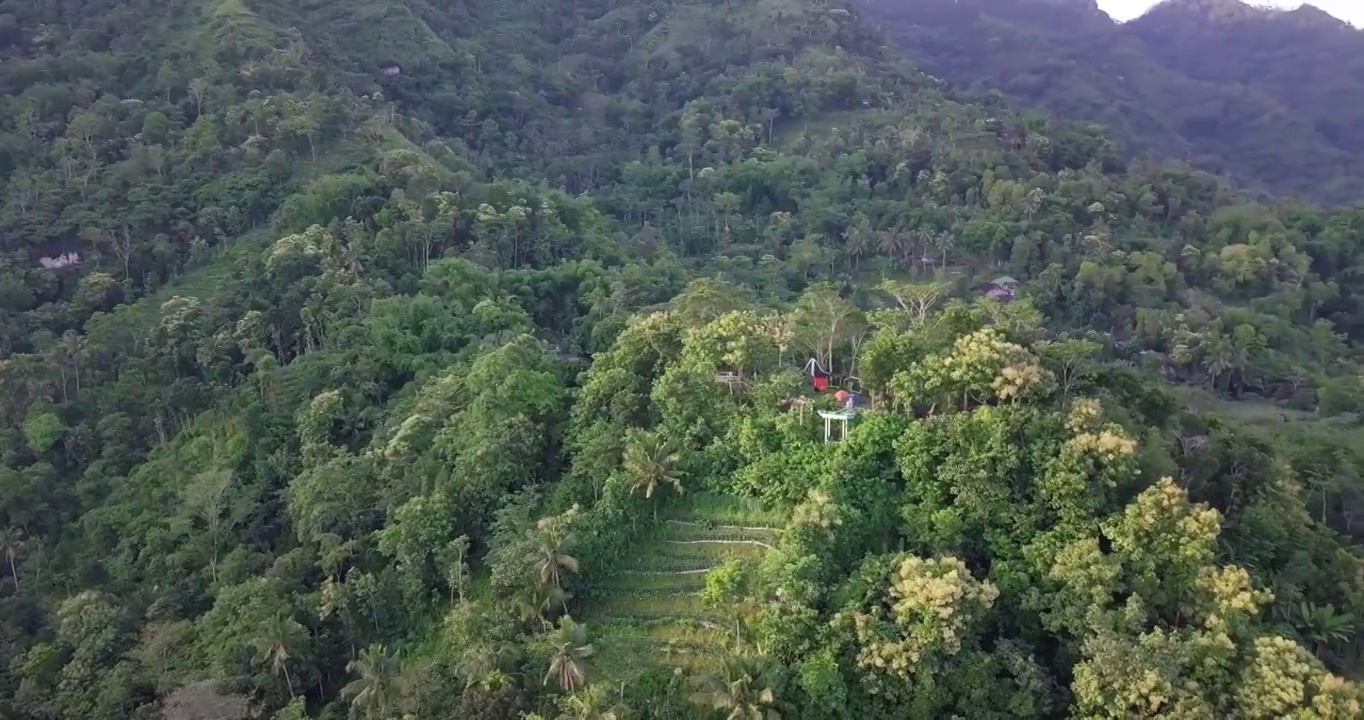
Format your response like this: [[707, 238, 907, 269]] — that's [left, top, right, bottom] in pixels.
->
[[544, 616, 595, 692], [1023, 187, 1045, 221], [1, 528, 26, 591], [456, 642, 521, 689], [690, 657, 785, 720], [513, 583, 570, 630], [251, 615, 309, 699], [558, 684, 627, 720], [875, 230, 904, 270], [343, 644, 403, 720], [621, 429, 685, 520], [1295, 601, 1356, 659], [932, 231, 955, 270], [529, 520, 580, 591], [842, 224, 872, 271], [1299, 473, 1337, 525]]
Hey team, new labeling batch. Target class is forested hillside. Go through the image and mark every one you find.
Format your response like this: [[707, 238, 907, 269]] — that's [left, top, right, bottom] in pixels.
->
[[854, 0, 1364, 204], [3, 0, 1364, 718]]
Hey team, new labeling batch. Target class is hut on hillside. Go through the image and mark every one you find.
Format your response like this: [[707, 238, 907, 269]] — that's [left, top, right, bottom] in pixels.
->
[[981, 275, 1019, 301], [38, 251, 81, 269]]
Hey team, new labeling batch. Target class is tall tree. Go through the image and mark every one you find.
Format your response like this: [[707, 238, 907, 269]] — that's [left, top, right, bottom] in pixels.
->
[[1, 527, 25, 590], [252, 615, 310, 699], [442, 535, 472, 604], [691, 657, 786, 720], [622, 429, 686, 519], [513, 583, 569, 631], [544, 617, 595, 692], [343, 644, 403, 720], [528, 519, 581, 592], [556, 684, 627, 720]]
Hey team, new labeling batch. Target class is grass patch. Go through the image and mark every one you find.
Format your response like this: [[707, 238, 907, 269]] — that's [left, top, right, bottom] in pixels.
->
[[771, 109, 899, 147], [600, 571, 708, 594], [628, 543, 766, 574], [1169, 386, 1315, 426], [660, 522, 779, 543], [591, 620, 727, 676], [662, 492, 786, 526], [577, 494, 785, 679], [592, 595, 718, 621]]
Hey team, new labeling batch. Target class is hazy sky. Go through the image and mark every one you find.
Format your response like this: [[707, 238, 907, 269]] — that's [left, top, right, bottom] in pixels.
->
[[1097, 1, 1363, 26]]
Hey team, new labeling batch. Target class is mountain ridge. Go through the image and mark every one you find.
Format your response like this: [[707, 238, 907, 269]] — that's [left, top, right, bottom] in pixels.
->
[[1135, 0, 1357, 28], [855, 0, 1364, 204]]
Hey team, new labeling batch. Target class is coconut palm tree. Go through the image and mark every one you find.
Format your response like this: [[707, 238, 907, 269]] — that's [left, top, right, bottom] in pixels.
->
[[557, 683, 628, 720], [1, 528, 26, 590], [456, 641, 522, 690], [529, 520, 580, 591], [842, 224, 873, 271], [544, 616, 595, 692], [621, 429, 685, 520], [513, 583, 570, 630], [343, 643, 403, 720], [251, 615, 309, 699], [690, 657, 785, 720], [875, 230, 905, 269]]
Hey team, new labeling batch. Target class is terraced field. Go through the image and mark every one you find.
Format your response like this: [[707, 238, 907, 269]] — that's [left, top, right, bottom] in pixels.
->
[[584, 494, 785, 678]]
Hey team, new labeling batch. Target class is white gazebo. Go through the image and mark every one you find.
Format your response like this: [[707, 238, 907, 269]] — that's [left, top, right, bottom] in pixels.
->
[[818, 409, 858, 443]]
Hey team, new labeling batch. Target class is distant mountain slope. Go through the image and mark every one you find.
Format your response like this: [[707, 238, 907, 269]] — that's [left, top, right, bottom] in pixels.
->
[[854, 0, 1364, 205], [1129, 0, 1364, 154]]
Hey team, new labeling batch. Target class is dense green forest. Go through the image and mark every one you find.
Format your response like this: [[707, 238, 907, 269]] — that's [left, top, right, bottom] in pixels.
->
[[854, 0, 1364, 205], [3, 0, 1364, 717]]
